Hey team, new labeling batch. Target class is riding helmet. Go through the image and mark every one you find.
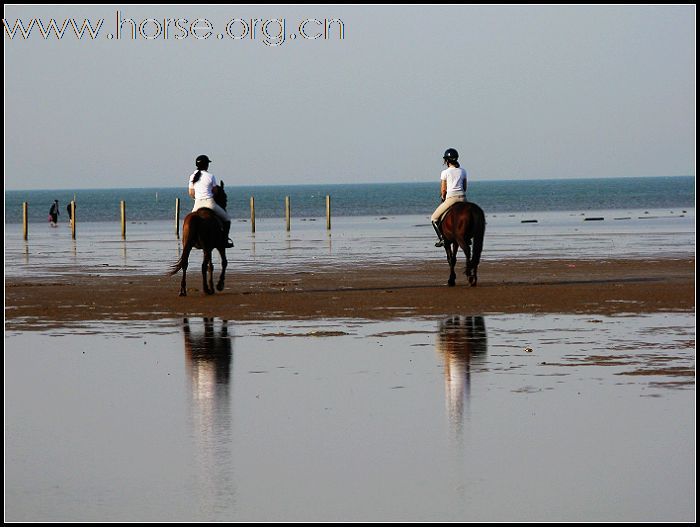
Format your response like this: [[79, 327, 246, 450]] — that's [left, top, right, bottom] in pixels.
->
[[195, 154, 212, 168], [443, 148, 459, 162]]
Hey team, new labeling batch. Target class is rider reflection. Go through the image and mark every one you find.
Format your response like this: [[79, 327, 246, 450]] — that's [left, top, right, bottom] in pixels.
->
[[183, 317, 234, 512], [184, 317, 233, 391], [435, 316, 488, 434]]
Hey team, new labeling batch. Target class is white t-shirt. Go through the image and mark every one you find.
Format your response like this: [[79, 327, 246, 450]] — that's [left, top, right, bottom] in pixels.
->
[[189, 170, 218, 200], [441, 167, 467, 198]]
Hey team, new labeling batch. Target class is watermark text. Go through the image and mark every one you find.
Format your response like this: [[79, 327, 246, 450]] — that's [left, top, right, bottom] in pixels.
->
[[4, 11, 345, 46]]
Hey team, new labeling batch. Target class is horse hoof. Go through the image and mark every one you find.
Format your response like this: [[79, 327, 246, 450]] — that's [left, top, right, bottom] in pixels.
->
[[447, 281, 456, 287], [179, 291, 187, 297], [216, 283, 224, 291]]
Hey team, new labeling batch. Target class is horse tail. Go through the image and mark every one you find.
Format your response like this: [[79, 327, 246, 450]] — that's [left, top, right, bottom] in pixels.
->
[[168, 251, 187, 276], [470, 205, 485, 268], [168, 214, 195, 275]]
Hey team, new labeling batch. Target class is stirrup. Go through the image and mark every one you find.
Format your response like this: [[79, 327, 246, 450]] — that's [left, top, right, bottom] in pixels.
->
[[435, 240, 444, 247], [225, 238, 234, 248]]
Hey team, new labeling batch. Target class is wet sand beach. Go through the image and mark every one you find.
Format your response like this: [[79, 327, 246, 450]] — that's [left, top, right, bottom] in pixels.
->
[[5, 257, 695, 328], [5, 312, 695, 521], [4, 224, 696, 521]]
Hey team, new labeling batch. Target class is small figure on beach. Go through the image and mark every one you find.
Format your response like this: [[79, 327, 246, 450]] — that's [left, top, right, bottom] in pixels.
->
[[431, 148, 467, 247], [48, 200, 59, 226], [188, 155, 234, 248]]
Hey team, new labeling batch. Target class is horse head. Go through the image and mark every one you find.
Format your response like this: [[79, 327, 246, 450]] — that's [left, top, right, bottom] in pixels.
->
[[215, 180, 228, 210]]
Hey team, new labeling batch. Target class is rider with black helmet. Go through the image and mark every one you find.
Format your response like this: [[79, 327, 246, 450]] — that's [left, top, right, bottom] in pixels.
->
[[430, 148, 467, 247], [188, 154, 234, 248]]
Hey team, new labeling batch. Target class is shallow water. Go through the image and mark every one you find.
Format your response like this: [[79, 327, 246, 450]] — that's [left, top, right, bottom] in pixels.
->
[[3, 209, 696, 278], [4, 313, 695, 521]]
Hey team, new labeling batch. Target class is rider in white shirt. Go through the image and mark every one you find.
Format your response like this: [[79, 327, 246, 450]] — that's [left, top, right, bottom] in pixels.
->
[[431, 148, 467, 247], [188, 154, 234, 248]]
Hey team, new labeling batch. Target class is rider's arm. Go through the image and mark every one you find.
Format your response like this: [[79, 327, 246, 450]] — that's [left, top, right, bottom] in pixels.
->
[[441, 180, 447, 201], [188, 187, 195, 199]]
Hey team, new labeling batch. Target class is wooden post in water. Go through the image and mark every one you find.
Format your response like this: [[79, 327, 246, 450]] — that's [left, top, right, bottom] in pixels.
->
[[22, 202, 28, 240], [175, 198, 180, 239], [285, 196, 291, 231], [250, 196, 256, 233], [120, 200, 126, 239], [326, 195, 331, 230], [70, 201, 76, 240]]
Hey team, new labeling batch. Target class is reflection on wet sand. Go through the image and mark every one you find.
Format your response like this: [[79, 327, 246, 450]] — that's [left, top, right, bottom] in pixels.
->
[[436, 316, 488, 435], [183, 317, 235, 517]]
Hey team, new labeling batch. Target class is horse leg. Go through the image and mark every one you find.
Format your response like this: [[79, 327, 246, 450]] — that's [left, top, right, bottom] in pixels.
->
[[466, 248, 477, 286], [458, 237, 472, 276], [445, 242, 457, 287], [469, 259, 477, 285], [450, 242, 458, 286], [468, 239, 480, 287], [202, 250, 214, 295], [458, 237, 478, 287], [208, 252, 215, 294], [216, 249, 227, 291]]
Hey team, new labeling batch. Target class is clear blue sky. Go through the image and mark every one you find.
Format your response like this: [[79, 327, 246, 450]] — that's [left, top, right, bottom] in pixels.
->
[[4, 5, 695, 190]]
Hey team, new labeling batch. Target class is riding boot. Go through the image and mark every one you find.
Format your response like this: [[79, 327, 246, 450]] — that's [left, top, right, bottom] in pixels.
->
[[223, 221, 234, 248], [432, 220, 444, 247]]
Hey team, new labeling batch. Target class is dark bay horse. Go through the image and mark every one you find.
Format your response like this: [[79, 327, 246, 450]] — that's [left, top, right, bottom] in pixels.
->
[[439, 201, 485, 287], [169, 182, 229, 296]]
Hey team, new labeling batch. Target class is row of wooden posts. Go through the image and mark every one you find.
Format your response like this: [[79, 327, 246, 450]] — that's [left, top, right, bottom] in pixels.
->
[[21, 195, 332, 240]]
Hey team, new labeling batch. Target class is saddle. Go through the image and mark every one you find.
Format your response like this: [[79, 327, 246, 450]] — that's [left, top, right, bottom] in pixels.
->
[[436, 203, 457, 225], [198, 207, 234, 249], [197, 207, 224, 229], [438, 200, 469, 223]]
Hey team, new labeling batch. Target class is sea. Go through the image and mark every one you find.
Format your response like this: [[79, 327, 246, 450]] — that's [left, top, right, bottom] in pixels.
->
[[4, 176, 696, 224], [4, 176, 695, 278]]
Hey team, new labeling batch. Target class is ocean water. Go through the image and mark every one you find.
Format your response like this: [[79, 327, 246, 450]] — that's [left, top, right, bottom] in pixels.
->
[[4, 176, 695, 224], [4, 176, 695, 278], [3, 210, 695, 279]]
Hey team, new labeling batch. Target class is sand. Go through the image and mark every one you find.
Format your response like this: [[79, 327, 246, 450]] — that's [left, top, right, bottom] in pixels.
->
[[5, 257, 694, 329]]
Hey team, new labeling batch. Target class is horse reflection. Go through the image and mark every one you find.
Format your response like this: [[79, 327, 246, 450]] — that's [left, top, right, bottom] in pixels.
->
[[436, 316, 488, 434], [183, 317, 234, 512], [184, 317, 233, 391]]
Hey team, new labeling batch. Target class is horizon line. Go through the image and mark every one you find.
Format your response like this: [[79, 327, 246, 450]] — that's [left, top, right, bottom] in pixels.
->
[[4, 174, 694, 193]]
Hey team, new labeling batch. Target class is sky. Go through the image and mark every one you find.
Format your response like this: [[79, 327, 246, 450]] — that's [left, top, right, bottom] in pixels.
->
[[3, 5, 696, 190]]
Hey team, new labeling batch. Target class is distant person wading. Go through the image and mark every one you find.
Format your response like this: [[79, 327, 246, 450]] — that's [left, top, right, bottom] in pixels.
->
[[188, 155, 234, 248], [48, 199, 59, 226], [431, 148, 467, 247]]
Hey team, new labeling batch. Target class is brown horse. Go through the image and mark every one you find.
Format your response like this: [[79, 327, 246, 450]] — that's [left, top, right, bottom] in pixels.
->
[[439, 201, 485, 287], [169, 182, 229, 296]]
